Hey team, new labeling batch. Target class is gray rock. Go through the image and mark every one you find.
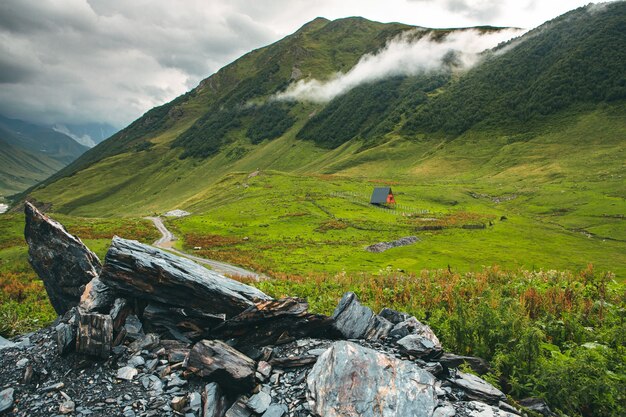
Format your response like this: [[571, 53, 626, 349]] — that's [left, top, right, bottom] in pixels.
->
[[188, 392, 202, 413], [79, 277, 115, 313], [124, 314, 144, 338], [378, 308, 410, 324], [450, 372, 506, 405], [459, 401, 519, 417], [225, 396, 252, 417], [129, 333, 160, 352], [397, 334, 443, 359], [99, 237, 271, 318], [389, 317, 441, 348], [202, 382, 229, 417], [186, 340, 255, 393], [246, 391, 271, 414], [116, 366, 138, 381], [0, 335, 16, 350], [128, 355, 146, 368], [262, 404, 288, 417], [60, 400, 75, 414], [56, 322, 75, 355], [437, 353, 490, 375], [257, 361, 272, 379], [307, 341, 437, 417], [16, 358, 29, 368], [433, 403, 456, 417], [518, 398, 556, 417], [24, 202, 102, 314], [331, 292, 393, 340], [0, 388, 14, 413], [365, 236, 419, 253]]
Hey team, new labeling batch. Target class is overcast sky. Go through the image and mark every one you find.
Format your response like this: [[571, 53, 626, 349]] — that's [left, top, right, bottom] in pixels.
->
[[0, 0, 605, 129]]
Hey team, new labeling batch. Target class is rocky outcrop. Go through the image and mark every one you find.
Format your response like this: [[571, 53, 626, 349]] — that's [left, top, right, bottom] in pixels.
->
[[307, 341, 437, 417], [24, 202, 102, 314], [365, 236, 419, 253], [99, 237, 271, 318], [1, 209, 523, 417]]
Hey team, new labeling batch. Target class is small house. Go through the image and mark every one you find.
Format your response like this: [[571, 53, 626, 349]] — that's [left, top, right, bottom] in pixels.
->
[[370, 187, 396, 206]]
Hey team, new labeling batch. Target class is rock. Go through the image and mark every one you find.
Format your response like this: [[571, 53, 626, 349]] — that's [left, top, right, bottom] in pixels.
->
[[171, 396, 187, 412], [257, 361, 272, 379], [438, 353, 490, 375], [378, 308, 410, 324], [142, 302, 225, 342], [459, 401, 519, 417], [99, 237, 271, 317], [202, 382, 229, 417], [24, 202, 102, 314], [16, 358, 29, 368], [307, 341, 437, 417], [262, 404, 288, 417], [109, 298, 132, 332], [213, 298, 335, 348], [397, 334, 443, 359], [129, 333, 160, 352], [225, 397, 252, 417], [365, 236, 419, 253], [0, 388, 14, 413], [128, 355, 146, 368], [56, 322, 75, 355], [518, 398, 556, 416], [450, 372, 506, 405], [60, 400, 76, 414], [124, 314, 144, 339], [269, 355, 318, 368], [188, 392, 202, 414], [246, 391, 271, 414], [331, 292, 393, 340], [76, 310, 113, 358], [186, 340, 256, 393], [79, 277, 115, 313], [0, 335, 16, 350], [116, 366, 138, 381], [389, 316, 441, 347], [433, 403, 456, 417]]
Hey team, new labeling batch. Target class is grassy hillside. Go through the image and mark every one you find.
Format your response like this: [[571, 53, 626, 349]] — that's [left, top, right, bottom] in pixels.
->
[[0, 115, 88, 195]]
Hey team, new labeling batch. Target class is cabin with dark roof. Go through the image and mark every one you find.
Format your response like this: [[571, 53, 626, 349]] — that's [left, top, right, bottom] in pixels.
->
[[370, 187, 396, 206]]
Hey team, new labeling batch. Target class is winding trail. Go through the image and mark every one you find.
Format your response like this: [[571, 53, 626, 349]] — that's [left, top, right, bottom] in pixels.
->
[[146, 216, 264, 281]]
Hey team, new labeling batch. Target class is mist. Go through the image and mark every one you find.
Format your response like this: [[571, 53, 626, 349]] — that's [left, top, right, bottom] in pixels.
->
[[275, 28, 525, 103]]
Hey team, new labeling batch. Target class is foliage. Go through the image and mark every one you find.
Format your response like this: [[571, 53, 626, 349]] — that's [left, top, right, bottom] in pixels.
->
[[237, 266, 626, 417]]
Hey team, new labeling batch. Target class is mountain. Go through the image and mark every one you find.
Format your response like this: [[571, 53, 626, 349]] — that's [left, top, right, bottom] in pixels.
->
[[52, 123, 119, 148], [0, 114, 89, 196], [22, 3, 626, 216]]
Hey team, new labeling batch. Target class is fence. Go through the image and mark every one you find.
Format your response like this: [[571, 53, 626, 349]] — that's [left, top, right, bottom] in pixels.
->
[[329, 191, 429, 216]]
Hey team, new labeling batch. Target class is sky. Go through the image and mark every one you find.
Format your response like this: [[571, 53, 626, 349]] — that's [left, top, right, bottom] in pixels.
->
[[0, 0, 605, 131]]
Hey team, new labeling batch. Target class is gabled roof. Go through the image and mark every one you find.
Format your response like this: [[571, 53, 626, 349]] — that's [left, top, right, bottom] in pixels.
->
[[370, 187, 393, 204]]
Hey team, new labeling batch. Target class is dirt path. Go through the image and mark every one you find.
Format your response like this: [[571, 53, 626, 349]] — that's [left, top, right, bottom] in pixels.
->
[[145, 216, 264, 281]]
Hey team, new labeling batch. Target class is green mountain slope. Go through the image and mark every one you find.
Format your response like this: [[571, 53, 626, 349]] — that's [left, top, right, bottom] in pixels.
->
[[0, 115, 88, 196], [24, 3, 626, 217]]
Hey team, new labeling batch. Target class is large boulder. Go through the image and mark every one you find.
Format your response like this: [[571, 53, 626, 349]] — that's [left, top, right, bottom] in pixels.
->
[[99, 237, 271, 318], [449, 371, 507, 405], [24, 202, 102, 314], [307, 341, 438, 417]]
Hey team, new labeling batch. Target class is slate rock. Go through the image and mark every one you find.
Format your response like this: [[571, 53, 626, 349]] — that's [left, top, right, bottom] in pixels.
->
[[99, 237, 271, 317], [76, 310, 113, 358], [24, 202, 102, 314], [307, 341, 437, 417], [450, 372, 506, 405], [0, 388, 14, 413], [55, 322, 75, 356], [459, 401, 519, 417], [246, 391, 271, 414], [0, 335, 16, 350], [186, 340, 255, 393], [378, 307, 410, 324], [79, 277, 115, 313], [331, 292, 393, 340], [397, 334, 443, 359], [117, 366, 138, 381], [225, 396, 252, 417], [202, 382, 229, 417], [518, 398, 556, 417], [262, 404, 288, 417], [60, 400, 76, 414], [389, 316, 441, 347]]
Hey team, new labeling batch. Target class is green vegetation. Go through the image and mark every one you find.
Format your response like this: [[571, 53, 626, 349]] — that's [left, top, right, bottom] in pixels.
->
[[237, 266, 625, 417]]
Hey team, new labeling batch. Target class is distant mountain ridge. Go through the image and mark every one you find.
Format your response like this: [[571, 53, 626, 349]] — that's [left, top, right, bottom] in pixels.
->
[[0, 114, 88, 196], [20, 2, 626, 216]]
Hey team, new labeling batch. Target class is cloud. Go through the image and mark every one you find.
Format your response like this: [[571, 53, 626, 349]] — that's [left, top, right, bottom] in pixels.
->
[[274, 28, 524, 103]]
